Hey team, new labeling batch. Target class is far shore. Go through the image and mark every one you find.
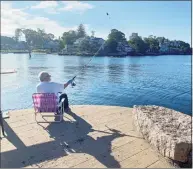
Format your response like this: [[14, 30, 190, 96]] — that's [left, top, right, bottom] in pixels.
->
[[1, 50, 191, 57]]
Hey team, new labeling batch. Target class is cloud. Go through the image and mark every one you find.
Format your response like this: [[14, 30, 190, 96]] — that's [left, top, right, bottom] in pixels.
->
[[31, 1, 59, 14], [31, 1, 94, 14], [1, 2, 107, 40], [31, 1, 58, 9], [1, 2, 77, 38], [59, 1, 94, 13]]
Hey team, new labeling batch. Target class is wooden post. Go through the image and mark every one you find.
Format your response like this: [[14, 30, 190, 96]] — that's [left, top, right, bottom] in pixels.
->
[[29, 52, 31, 58], [0, 111, 5, 137]]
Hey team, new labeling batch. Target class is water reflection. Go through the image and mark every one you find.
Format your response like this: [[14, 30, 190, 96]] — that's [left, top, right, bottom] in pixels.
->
[[107, 58, 125, 84], [128, 64, 141, 76]]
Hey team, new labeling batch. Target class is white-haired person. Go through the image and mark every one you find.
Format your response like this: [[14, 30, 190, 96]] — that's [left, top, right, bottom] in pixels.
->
[[36, 71, 73, 113]]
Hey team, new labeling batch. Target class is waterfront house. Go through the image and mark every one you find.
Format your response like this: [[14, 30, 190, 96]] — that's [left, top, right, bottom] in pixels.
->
[[159, 40, 183, 54], [90, 37, 105, 46], [159, 40, 170, 53], [129, 33, 139, 40], [116, 42, 133, 54], [43, 40, 60, 53], [74, 37, 105, 46], [14, 41, 28, 50], [73, 36, 105, 51], [159, 44, 169, 53], [61, 44, 78, 54], [73, 37, 86, 45], [171, 40, 180, 48]]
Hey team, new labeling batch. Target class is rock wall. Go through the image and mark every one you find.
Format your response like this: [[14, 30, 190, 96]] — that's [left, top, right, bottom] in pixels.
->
[[132, 105, 192, 163]]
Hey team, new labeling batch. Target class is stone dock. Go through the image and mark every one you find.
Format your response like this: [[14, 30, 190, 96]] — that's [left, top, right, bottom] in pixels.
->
[[1, 105, 186, 168]]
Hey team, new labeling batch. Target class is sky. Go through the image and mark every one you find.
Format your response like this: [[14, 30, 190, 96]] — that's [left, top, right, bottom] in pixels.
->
[[1, 1, 191, 44]]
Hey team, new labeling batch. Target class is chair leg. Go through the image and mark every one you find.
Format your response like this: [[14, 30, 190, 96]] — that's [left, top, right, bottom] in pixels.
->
[[34, 113, 38, 122], [36, 113, 63, 123], [53, 114, 62, 123], [0, 111, 5, 137], [59, 114, 63, 122]]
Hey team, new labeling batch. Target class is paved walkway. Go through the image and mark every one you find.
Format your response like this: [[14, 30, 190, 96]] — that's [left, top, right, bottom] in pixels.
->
[[1, 105, 174, 168]]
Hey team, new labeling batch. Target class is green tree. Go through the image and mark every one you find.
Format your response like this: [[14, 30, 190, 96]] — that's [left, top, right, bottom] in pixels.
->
[[78, 38, 90, 52], [61, 30, 77, 45], [47, 33, 55, 40], [22, 29, 39, 48], [89, 40, 102, 53], [144, 35, 160, 53], [105, 29, 127, 53], [178, 41, 191, 54], [36, 29, 55, 48], [77, 37, 101, 53], [14, 28, 32, 52], [105, 39, 118, 53], [58, 36, 65, 50], [108, 29, 126, 42], [156, 37, 165, 45], [77, 24, 86, 39], [15, 29, 22, 42], [128, 36, 148, 54], [36, 28, 45, 47], [14, 28, 52, 51]]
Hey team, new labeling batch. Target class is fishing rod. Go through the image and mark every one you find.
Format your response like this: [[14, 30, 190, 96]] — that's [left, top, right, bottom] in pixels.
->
[[69, 12, 111, 87], [1, 13, 111, 113]]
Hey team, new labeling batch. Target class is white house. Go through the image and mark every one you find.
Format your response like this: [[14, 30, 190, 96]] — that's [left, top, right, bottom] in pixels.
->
[[61, 44, 78, 54], [172, 40, 180, 47], [129, 33, 138, 40], [73, 37, 105, 50], [43, 40, 60, 52], [73, 37, 86, 45], [159, 40, 182, 53], [74, 37, 105, 46], [14, 41, 28, 50], [159, 43, 169, 53], [90, 37, 105, 46], [116, 42, 133, 53]]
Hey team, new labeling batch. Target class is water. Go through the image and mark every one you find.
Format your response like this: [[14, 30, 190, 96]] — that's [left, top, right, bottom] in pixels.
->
[[1, 53, 191, 115]]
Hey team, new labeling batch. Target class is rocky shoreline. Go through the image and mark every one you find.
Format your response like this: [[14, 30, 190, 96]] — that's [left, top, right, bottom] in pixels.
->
[[1, 50, 191, 57], [58, 52, 191, 57]]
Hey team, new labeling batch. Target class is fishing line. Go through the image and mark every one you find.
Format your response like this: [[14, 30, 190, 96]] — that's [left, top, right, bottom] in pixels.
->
[[68, 12, 114, 106], [70, 12, 112, 86], [70, 40, 106, 85]]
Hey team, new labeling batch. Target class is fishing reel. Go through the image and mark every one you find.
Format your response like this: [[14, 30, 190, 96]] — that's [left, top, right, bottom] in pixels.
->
[[71, 81, 76, 87], [71, 76, 76, 88]]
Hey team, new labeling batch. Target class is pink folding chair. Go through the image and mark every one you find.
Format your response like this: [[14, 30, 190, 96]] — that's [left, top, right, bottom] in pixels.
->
[[32, 93, 63, 123]]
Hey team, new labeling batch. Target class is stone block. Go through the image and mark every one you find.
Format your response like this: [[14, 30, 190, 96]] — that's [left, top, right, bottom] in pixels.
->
[[132, 105, 191, 163]]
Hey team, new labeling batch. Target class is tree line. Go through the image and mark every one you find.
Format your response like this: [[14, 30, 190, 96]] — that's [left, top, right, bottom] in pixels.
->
[[105, 29, 191, 55], [1, 24, 191, 55]]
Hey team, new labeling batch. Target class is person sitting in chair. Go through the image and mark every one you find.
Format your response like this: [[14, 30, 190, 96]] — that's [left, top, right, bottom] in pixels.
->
[[36, 71, 73, 113]]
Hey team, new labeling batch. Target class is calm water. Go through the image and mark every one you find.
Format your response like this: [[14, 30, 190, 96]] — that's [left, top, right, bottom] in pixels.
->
[[1, 53, 192, 115]]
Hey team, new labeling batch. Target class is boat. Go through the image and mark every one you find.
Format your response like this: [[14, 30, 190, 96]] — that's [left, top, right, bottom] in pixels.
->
[[13, 51, 29, 54], [0, 69, 17, 74]]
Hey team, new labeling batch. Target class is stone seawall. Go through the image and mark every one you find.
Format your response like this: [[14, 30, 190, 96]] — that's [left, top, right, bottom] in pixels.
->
[[132, 105, 191, 164]]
